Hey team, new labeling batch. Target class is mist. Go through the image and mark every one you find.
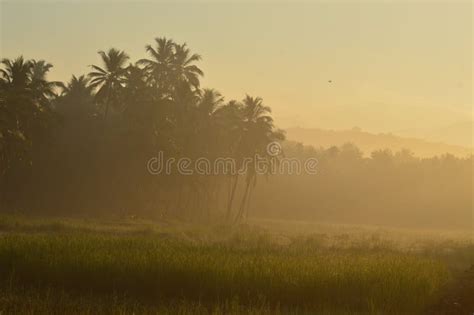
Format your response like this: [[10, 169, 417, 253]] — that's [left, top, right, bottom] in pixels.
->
[[0, 1, 472, 314]]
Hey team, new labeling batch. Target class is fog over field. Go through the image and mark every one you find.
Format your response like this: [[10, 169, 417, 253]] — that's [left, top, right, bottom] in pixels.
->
[[0, 0, 472, 314]]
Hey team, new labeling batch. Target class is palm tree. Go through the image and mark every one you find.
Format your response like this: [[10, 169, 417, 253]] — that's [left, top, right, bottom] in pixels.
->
[[59, 75, 93, 98], [88, 48, 129, 120], [139, 38, 203, 95], [191, 89, 225, 156], [56, 75, 96, 118], [0, 57, 59, 205], [0, 57, 32, 90], [172, 43, 203, 89], [212, 100, 245, 219], [232, 96, 285, 223], [123, 64, 149, 93], [0, 57, 35, 138], [30, 60, 61, 103], [188, 89, 225, 217], [1, 57, 60, 101], [1, 56, 62, 116], [120, 64, 157, 139], [138, 37, 175, 91], [197, 89, 223, 116]]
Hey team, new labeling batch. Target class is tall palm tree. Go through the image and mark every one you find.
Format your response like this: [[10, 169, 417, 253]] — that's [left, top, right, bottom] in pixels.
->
[[0, 57, 58, 193], [197, 88, 224, 117], [88, 48, 129, 120], [193, 89, 224, 154], [139, 38, 203, 95], [191, 89, 225, 216], [138, 37, 175, 91], [211, 100, 245, 219], [123, 64, 149, 93], [0, 57, 35, 135], [232, 96, 285, 223], [59, 75, 94, 98], [56, 75, 96, 117], [120, 64, 157, 138], [27, 60, 59, 136], [172, 43, 203, 89], [1, 57, 60, 101], [30, 60, 61, 103], [0, 57, 32, 90]]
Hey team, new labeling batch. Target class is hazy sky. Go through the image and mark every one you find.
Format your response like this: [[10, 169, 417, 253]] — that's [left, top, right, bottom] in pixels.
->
[[1, 0, 472, 133]]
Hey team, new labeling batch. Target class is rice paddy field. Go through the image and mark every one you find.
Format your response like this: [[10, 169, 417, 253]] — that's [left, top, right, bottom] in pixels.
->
[[0, 215, 472, 314]]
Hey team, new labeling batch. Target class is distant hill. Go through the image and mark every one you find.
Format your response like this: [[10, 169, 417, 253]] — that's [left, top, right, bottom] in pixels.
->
[[395, 121, 473, 148], [286, 127, 472, 157]]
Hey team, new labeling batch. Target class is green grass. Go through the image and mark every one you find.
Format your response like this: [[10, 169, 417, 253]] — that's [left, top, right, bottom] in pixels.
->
[[0, 216, 471, 314]]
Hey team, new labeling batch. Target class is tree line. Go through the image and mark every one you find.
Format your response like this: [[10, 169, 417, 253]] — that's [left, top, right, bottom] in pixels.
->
[[252, 142, 473, 229], [1, 37, 472, 227], [0, 37, 283, 222]]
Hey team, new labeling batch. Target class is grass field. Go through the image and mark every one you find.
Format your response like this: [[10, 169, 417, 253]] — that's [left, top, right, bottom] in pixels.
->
[[0, 216, 472, 314]]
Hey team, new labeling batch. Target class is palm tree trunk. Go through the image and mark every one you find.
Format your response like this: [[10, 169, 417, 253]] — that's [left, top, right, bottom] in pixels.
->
[[234, 180, 251, 224], [104, 99, 110, 122], [226, 175, 239, 220], [244, 183, 254, 221], [103, 83, 112, 124], [227, 175, 232, 205], [0, 172, 5, 212], [0, 150, 7, 212]]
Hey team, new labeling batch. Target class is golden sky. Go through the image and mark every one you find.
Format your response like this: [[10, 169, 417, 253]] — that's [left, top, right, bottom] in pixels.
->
[[1, 0, 472, 134]]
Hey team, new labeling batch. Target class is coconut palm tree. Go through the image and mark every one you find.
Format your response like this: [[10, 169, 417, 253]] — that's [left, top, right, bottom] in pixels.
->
[[0, 57, 59, 206], [191, 89, 224, 156], [212, 100, 245, 219], [56, 75, 96, 118], [88, 48, 129, 120], [232, 96, 285, 223], [120, 64, 158, 140], [0, 57, 32, 90], [123, 64, 149, 93], [30, 60, 61, 103], [59, 75, 93, 98], [139, 38, 203, 96], [0, 57, 35, 138], [1, 57, 61, 124], [172, 42, 203, 89], [197, 89, 223, 116], [138, 37, 175, 91]]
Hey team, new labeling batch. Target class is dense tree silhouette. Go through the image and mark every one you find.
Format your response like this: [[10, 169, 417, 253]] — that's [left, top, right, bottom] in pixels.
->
[[0, 57, 58, 209], [0, 37, 471, 228]]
